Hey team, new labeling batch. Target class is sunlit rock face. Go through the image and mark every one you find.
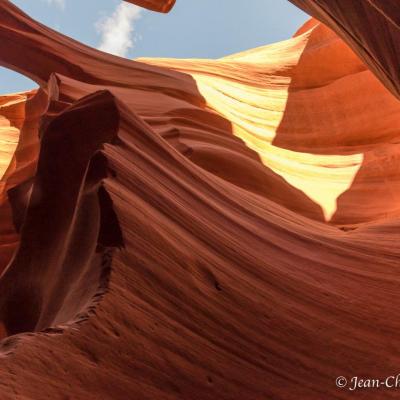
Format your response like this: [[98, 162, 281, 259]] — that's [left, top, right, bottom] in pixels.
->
[[139, 19, 400, 224], [0, 1, 398, 399]]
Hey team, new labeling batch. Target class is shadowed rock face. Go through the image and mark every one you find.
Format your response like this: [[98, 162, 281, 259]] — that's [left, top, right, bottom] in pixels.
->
[[125, 0, 175, 12], [288, 0, 400, 99], [0, 0, 398, 399]]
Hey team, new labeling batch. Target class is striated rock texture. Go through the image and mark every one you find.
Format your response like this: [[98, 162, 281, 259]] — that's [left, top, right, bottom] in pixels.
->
[[288, 0, 400, 99], [0, 0, 398, 399]]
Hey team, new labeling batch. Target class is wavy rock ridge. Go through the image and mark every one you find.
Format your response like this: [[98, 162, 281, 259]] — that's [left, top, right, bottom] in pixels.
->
[[0, 1, 398, 399]]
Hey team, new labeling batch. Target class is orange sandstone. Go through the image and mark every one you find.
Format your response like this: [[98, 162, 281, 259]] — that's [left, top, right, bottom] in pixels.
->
[[0, 1, 397, 399]]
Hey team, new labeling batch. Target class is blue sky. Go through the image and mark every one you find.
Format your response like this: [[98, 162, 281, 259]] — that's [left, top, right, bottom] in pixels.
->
[[2, 0, 308, 93]]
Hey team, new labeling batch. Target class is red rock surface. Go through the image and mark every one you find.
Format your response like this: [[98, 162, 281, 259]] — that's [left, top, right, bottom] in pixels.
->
[[288, 0, 400, 99], [125, 0, 175, 12], [0, 0, 398, 399]]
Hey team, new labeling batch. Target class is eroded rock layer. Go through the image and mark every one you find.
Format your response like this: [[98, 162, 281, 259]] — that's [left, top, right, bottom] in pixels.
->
[[0, 1, 398, 399], [289, 0, 400, 99]]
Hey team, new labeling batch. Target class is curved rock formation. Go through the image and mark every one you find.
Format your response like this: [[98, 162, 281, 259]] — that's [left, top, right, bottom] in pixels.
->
[[0, 1, 398, 399], [288, 0, 400, 99]]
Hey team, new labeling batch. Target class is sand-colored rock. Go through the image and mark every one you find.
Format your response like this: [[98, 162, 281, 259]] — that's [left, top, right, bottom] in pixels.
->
[[0, 1, 398, 399]]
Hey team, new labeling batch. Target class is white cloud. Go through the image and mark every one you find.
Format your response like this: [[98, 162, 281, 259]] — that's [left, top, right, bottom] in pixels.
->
[[96, 2, 143, 58], [43, 0, 66, 10]]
